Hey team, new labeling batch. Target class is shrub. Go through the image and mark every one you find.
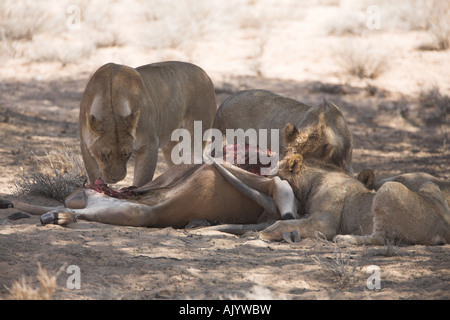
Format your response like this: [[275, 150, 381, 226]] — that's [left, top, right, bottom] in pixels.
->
[[12, 147, 86, 201], [338, 39, 388, 79]]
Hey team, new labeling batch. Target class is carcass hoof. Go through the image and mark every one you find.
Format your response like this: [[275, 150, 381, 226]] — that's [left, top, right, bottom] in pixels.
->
[[0, 199, 13, 209], [40, 210, 75, 226]]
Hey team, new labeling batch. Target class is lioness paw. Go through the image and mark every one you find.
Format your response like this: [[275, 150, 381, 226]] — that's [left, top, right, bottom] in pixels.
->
[[285, 154, 303, 174], [333, 234, 359, 245]]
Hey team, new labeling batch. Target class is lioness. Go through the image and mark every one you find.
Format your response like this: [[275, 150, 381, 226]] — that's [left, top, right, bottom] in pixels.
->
[[213, 89, 353, 173], [358, 169, 450, 205], [80, 61, 217, 187], [255, 126, 450, 245]]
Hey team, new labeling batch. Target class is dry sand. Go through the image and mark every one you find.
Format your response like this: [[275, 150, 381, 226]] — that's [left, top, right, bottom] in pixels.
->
[[0, 0, 449, 300]]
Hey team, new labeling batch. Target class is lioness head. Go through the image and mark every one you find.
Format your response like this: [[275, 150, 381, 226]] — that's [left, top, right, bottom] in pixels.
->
[[81, 63, 148, 185], [86, 110, 140, 184]]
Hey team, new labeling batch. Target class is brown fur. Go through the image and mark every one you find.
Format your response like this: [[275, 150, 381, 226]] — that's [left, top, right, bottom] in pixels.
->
[[373, 171, 450, 204]]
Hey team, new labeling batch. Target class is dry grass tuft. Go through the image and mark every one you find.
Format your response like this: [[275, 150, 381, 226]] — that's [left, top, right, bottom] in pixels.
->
[[326, 11, 367, 36], [313, 246, 360, 288], [417, 85, 449, 150], [419, 85, 450, 114], [0, 0, 51, 41], [419, 0, 450, 51], [12, 146, 86, 201], [6, 263, 60, 300], [367, 239, 402, 257], [338, 39, 388, 79]]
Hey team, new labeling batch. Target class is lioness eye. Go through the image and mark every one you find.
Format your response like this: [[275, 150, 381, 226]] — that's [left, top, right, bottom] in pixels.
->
[[102, 151, 111, 161], [123, 152, 131, 159]]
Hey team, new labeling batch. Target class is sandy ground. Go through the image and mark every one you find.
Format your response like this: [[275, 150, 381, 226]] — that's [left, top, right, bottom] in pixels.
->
[[0, 0, 449, 300]]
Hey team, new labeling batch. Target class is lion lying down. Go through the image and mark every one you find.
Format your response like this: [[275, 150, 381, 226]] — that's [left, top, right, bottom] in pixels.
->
[[207, 125, 450, 246], [253, 156, 450, 245], [189, 123, 447, 245], [247, 124, 450, 245]]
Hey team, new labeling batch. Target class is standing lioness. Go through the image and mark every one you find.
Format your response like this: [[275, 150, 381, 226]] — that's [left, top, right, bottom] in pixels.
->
[[80, 61, 217, 187]]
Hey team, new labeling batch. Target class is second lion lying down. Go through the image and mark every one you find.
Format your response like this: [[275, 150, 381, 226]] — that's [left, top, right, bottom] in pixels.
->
[[207, 124, 450, 245], [257, 156, 450, 245], [1, 125, 449, 245]]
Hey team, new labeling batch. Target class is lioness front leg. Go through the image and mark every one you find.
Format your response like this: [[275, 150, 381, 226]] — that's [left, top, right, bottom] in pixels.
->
[[133, 142, 159, 187], [333, 234, 385, 246], [259, 211, 339, 241], [81, 141, 101, 185]]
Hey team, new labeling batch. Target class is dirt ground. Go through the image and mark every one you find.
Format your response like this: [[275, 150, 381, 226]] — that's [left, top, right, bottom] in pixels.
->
[[0, 0, 449, 300]]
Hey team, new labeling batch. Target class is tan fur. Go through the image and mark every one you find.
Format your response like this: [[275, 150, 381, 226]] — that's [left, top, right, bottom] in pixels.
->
[[213, 90, 353, 173], [259, 129, 450, 246], [79, 61, 217, 187], [358, 169, 450, 209], [373, 171, 450, 204]]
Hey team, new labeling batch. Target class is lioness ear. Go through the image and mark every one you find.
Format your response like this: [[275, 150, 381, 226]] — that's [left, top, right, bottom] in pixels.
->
[[87, 114, 103, 134], [305, 112, 327, 143], [317, 112, 327, 133], [125, 110, 140, 137], [357, 168, 375, 190], [284, 123, 298, 144]]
